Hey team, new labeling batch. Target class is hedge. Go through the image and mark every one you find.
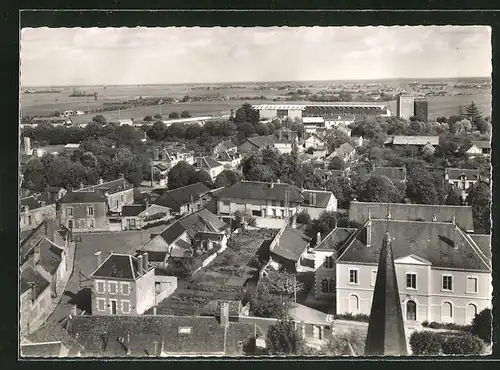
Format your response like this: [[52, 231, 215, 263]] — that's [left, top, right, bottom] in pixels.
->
[[421, 321, 471, 332], [410, 331, 485, 356], [334, 313, 370, 322]]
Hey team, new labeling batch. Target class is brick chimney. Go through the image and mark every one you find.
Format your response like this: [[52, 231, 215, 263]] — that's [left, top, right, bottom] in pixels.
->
[[220, 302, 230, 327], [94, 251, 102, 269], [137, 255, 144, 276], [143, 252, 149, 272]]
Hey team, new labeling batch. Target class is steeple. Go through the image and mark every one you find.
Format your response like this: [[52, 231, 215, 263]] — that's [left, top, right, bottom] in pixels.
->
[[365, 231, 407, 356]]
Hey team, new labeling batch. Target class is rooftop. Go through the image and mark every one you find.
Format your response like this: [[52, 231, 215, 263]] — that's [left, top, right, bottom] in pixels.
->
[[20, 266, 50, 298], [211, 181, 304, 204], [244, 135, 276, 149], [79, 177, 133, 195], [315, 227, 357, 252], [390, 135, 439, 146], [122, 204, 147, 217], [271, 226, 311, 262], [91, 254, 154, 281], [371, 167, 406, 181], [445, 168, 480, 181], [61, 191, 106, 204], [470, 140, 491, 149], [301, 190, 334, 208], [154, 182, 210, 211]]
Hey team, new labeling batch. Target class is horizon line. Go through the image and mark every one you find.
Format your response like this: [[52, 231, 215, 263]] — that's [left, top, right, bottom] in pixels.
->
[[22, 76, 492, 89]]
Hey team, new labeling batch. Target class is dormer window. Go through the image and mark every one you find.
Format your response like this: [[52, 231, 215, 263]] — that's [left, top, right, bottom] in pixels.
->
[[178, 327, 192, 334]]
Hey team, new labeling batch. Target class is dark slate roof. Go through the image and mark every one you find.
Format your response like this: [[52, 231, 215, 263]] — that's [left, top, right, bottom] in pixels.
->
[[365, 231, 408, 356], [315, 227, 357, 252], [348, 201, 474, 232], [80, 178, 133, 195], [21, 342, 64, 357], [470, 140, 491, 149], [20, 266, 50, 298], [158, 208, 226, 245], [336, 219, 491, 271], [215, 140, 237, 151], [301, 190, 334, 208], [122, 204, 147, 217], [20, 196, 43, 211], [154, 163, 169, 172], [26, 321, 83, 356], [245, 135, 275, 149], [61, 191, 106, 204], [91, 254, 153, 281], [371, 167, 406, 181], [38, 238, 64, 275], [212, 181, 304, 203], [469, 234, 491, 261], [271, 226, 311, 262], [445, 168, 480, 181], [68, 315, 255, 356], [154, 182, 210, 211], [196, 156, 223, 169]]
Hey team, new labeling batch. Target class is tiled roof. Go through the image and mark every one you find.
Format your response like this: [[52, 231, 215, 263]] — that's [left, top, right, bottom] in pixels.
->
[[154, 163, 169, 172], [245, 135, 276, 149], [212, 181, 304, 203], [91, 254, 153, 281], [315, 227, 357, 252], [122, 204, 147, 217], [20, 266, 50, 298], [81, 178, 133, 195], [348, 201, 474, 232], [38, 238, 64, 275], [445, 168, 480, 181], [301, 190, 334, 208], [215, 140, 237, 152], [391, 136, 439, 146], [304, 132, 326, 142], [68, 315, 255, 356], [336, 219, 491, 271], [329, 143, 355, 158], [61, 191, 106, 204], [25, 320, 83, 357], [470, 141, 491, 149], [154, 182, 210, 211], [272, 226, 311, 262], [469, 234, 491, 261], [158, 208, 226, 245], [196, 156, 223, 170], [371, 167, 406, 181]]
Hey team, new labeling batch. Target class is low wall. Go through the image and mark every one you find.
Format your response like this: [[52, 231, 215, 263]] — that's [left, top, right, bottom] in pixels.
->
[[191, 242, 228, 276], [155, 275, 178, 303]]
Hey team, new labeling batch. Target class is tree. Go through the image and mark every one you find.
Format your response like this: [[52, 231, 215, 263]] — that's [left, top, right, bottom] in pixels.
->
[[92, 115, 107, 124], [236, 122, 256, 142], [328, 157, 346, 170], [181, 95, 191, 102], [190, 169, 213, 188], [184, 124, 204, 140], [266, 318, 304, 355], [466, 181, 491, 233], [406, 166, 444, 205], [311, 211, 338, 236], [445, 188, 462, 205], [471, 308, 492, 343], [22, 157, 46, 192], [214, 170, 242, 188], [249, 284, 285, 318], [167, 162, 197, 190], [325, 128, 350, 152], [143, 115, 154, 122], [254, 123, 270, 136], [465, 101, 483, 125], [359, 175, 402, 203], [168, 112, 179, 119], [234, 103, 259, 125], [180, 110, 191, 118], [296, 210, 311, 226], [147, 121, 167, 141], [475, 118, 491, 135]]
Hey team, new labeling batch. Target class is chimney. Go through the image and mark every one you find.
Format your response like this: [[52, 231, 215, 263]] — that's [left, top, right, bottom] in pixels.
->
[[137, 255, 144, 276], [143, 252, 149, 272], [94, 251, 102, 269], [366, 219, 372, 248], [98, 178, 104, 185], [220, 302, 230, 327], [24, 136, 31, 155], [313, 193, 317, 206], [309, 193, 313, 205], [316, 231, 321, 246]]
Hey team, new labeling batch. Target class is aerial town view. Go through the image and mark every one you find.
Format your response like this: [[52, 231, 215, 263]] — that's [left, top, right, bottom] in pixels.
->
[[19, 26, 492, 357]]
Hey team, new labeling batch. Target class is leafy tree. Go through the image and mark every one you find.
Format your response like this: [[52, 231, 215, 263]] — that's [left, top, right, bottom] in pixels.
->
[[190, 169, 213, 188], [328, 157, 346, 170], [22, 157, 46, 192], [467, 181, 491, 233], [475, 118, 491, 135], [296, 210, 311, 226], [236, 122, 256, 142], [445, 188, 462, 205], [166, 122, 186, 138], [180, 110, 191, 118], [234, 103, 260, 125], [147, 121, 167, 141], [143, 115, 154, 122], [325, 329, 366, 356], [471, 308, 492, 343], [249, 284, 285, 318], [92, 115, 107, 124], [168, 112, 179, 119], [406, 166, 444, 205], [359, 175, 402, 203], [325, 128, 350, 152], [310, 211, 338, 237], [254, 123, 270, 136], [184, 124, 204, 140], [409, 331, 443, 355], [214, 169, 242, 188], [181, 95, 190, 103], [266, 318, 304, 355], [262, 270, 305, 300], [167, 161, 196, 190]]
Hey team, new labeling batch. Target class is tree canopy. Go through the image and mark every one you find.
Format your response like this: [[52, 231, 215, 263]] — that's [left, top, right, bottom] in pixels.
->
[[359, 175, 403, 203], [266, 318, 304, 355]]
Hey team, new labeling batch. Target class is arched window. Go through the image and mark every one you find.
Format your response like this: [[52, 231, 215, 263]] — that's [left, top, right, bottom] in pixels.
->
[[321, 279, 328, 293], [349, 294, 359, 312], [442, 301, 453, 320], [467, 303, 478, 324], [406, 300, 417, 321]]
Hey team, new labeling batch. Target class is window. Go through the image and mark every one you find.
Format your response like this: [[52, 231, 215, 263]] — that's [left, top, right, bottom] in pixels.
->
[[442, 275, 453, 291], [371, 270, 377, 286], [272, 209, 277, 217], [349, 269, 358, 285], [406, 273, 417, 289], [97, 298, 106, 312], [128, 219, 136, 228], [89, 218, 95, 228], [121, 283, 130, 295], [109, 282, 117, 295], [467, 303, 477, 324], [281, 210, 285, 218], [442, 301, 453, 319], [96, 281, 105, 294], [66, 207, 73, 216], [406, 300, 417, 321], [68, 220, 73, 229], [87, 206, 94, 216], [466, 276, 478, 293], [223, 200, 230, 206], [80, 219, 87, 229], [178, 327, 192, 334], [280, 201, 285, 207], [321, 278, 334, 293], [121, 300, 130, 314], [349, 294, 359, 312], [323, 256, 334, 269], [272, 200, 277, 207], [252, 210, 262, 217]]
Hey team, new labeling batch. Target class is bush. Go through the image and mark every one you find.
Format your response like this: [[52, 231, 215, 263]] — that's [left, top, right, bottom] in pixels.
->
[[471, 308, 492, 343], [422, 321, 471, 332], [334, 313, 370, 322], [296, 210, 311, 226], [409, 331, 443, 355], [326, 329, 366, 355], [441, 333, 485, 355]]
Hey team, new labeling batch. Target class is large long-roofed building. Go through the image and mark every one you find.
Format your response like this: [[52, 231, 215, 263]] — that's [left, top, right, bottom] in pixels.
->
[[252, 103, 392, 121]]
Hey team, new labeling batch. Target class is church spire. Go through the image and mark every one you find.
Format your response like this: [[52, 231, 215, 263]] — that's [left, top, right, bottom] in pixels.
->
[[365, 231, 407, 356]]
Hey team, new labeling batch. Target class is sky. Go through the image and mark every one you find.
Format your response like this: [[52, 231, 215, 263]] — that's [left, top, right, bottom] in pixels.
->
[[20, 26, 492, 87]]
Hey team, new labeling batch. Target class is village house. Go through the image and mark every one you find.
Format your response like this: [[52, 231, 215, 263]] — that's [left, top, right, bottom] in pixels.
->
[[466, 140, 491, 157], [301, 190, 338, 220], [333, 217, 491, 325], [238, 135, 276, 156], [139, 208, 228, 269], [303, 133, 328, 158], [385, 135, 439, 155], [445, 168, 481, 199], [20, 266, 51, 336], [314, 168, 346, 185], [213, 139, 238, 157], [152, 163, 169, 187], [273, 130, 303, 155], [266, 225, 312, 272], [370, 166, 407, 183], [78, 176, 135, 213], [216, 151, 243, 170], [153, 147, 195, 167], [20, 195, 57, 232], [326, 142, 356, 165], [153, 182, 211, 216], [193, 157, 225, 181], [121, 203, 171, 231], [65, 303, 261, 356], [60, 190, 109, 232]]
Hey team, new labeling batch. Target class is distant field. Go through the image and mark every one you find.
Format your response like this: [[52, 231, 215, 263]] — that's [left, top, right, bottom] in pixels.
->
[[20, 84, 491, 122]]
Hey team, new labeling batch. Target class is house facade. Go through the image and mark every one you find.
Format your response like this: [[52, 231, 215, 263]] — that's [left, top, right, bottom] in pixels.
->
[[121, 203, 171, 231], [194, 157, 225, 181], [60, 191, 109, 232], [301, 190, 338, 220], [20, 196, 57, 232], [466, 141, 491, 157], [153, 182, 211, 216], [91, 253, 156, 316], [445, 168, 480, 194], [327, 143, 356, 164], [238, 135, 275, 156], [20, 266, 52, 336], [78, 176, 135, 213], [267, 226, 311, 272]]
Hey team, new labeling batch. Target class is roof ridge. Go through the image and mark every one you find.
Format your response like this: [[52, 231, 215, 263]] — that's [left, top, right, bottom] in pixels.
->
[[351, 201, 471, 209]]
